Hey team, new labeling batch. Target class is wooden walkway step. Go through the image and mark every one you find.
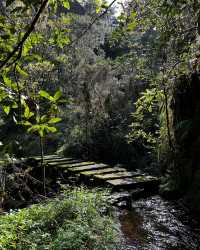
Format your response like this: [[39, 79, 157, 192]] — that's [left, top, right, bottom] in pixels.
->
[[48, 159, 83, 166], [106, 176, 158, 191], [32, 155, 160, 208], [67, 163, 108, 172], [44, 157, 74, 163], [80, 167, 126, 178], [63, 161, 96, 167], [34, 154, 59, 160], [94, 171, 142, 180]]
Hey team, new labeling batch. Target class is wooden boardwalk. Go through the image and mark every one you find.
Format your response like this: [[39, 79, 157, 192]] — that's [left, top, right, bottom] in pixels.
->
[[35, 155, 160, 208]]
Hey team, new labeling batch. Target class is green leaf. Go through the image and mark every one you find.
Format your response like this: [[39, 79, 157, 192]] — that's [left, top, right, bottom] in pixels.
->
[[3, 105, 10, 115], [28, 125, 41, 136], [57, 98, 67, 104], [95, 0, 102, 13], [23, 33, 43, 56], [101, 3, 108, 9], [61, 16, 71, 25], [0, 88, 8, 102], [19, 121, 32, 126], [52, 31, 70, 48], [50, 103, 58, 113], [12, 102, 18, 109], [48, 117, 61, 124], [45, 126, 57, 133], [54, 90, 62, 101], [24, 105, 34, 119], [16, 65, 29, 78], [127, 21, 137, 31], [38, 129, 44, 137], [3, 75, 12, 88], [40, 115, 47, 123], [36, 116, 40, 123], [24, 105, 29, 118], [2, 75, 18, 91], [39, 90, 53, 101], [62, 0, 70, 9]]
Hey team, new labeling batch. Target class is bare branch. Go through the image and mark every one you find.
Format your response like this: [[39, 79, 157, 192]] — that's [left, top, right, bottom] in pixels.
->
[[69, 0, 117, 46]]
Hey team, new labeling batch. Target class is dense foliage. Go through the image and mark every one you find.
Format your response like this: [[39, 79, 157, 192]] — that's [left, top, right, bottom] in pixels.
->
[[0, 0, 200, 213], [0, 188, 120, 250]]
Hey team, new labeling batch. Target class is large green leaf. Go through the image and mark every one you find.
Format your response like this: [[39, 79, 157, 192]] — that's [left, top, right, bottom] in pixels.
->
[[24, 104, 34, 119], [27, 125, 42, 136], [3, 105, 10, 115], [0, 88, 8, 102], [95, 0, 101, 13], [3, 75, 12, 88], [40, 115, 47, 123], [62, 0, 70, 9], [48, 117, 61, 124], [38, 129, 44, 138], [16, 65, 29, 78], [20, 121, 32, 126], [53, 90, 62, 101], [39, 90, 53, 101], [2, 75, 18, 91], [45, 126, 57, 133]]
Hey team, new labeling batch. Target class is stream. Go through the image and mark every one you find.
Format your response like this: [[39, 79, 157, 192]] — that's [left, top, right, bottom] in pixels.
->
[[118, 196, 200, 250]]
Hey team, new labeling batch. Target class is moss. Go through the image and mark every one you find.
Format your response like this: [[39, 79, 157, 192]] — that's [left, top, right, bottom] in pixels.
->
[[70, 164, 108, 172], [81, 168, 116, 176], [94, 172, 134, 180], [162, 72, 200, 211], [54, 161, 95, 168]]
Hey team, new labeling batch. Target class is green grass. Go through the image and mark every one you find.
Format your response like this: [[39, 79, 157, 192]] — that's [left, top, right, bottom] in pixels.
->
[[0, 187, 121, 250]]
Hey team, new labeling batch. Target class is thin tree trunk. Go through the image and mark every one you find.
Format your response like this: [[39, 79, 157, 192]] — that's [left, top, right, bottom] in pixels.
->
[[163, 86, 174, 151], [39, 136, 46, 196]]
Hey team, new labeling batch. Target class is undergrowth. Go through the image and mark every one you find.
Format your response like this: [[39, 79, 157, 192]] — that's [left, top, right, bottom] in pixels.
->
[[0, 187, 121, 250]]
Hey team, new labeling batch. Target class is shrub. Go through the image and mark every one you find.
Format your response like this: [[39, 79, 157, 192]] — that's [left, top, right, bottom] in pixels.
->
[[0, 187, 121, 250]]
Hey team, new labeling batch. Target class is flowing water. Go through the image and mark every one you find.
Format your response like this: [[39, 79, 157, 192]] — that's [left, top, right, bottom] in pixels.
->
[[118, 196, 200, 250]]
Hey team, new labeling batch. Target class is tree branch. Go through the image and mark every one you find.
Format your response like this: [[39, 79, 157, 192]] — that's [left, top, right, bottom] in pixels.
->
[[70, 0, 117, 46], [0, 0, 49, 70], [0, 0, 117, 68]]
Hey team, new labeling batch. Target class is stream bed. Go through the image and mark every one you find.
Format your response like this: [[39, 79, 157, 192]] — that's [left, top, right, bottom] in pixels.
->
[[118, 196, 200, 250]]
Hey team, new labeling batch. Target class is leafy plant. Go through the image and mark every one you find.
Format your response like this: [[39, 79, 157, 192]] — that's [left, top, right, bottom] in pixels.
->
[[19, 89, 64, 195], [0, 187, 121, 250], [128, 88, 164, 147]]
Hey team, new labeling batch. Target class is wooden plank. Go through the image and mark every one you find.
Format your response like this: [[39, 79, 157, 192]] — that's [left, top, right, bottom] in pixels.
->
[[106, 178, 141, 188], [48, 159, 83, 166], [68, 164, 108, 172], [106, 176, 159, 190], [80, 167, 125, 176], [94, 171, 141, 180], [44, 157, 63, 160], [79, 167, 125, 184], [44, 157, 74, 163], [66, 161, 96, 167], [33, 154, 59, 160], [56, 161, 96, 168]]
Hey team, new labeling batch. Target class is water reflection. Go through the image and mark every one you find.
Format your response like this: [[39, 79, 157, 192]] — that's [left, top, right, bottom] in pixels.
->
[[119, 196, 200, 250]]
